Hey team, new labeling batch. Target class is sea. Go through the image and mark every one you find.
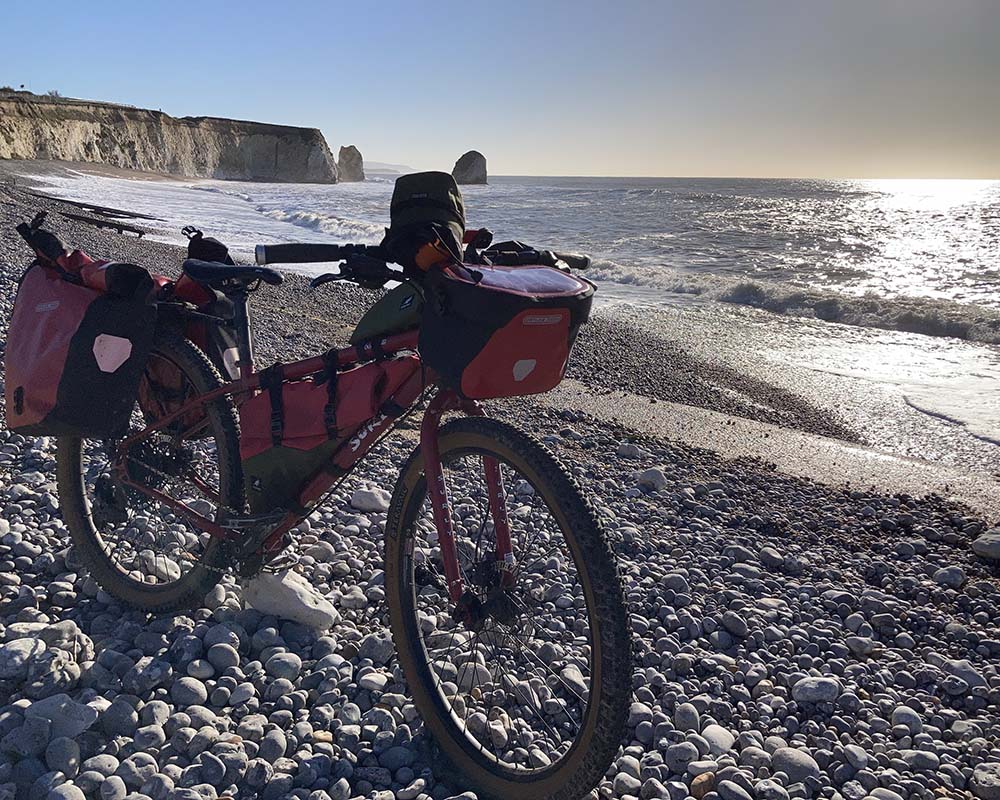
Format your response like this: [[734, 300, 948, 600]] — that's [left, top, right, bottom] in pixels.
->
[[23, 171, 1000, 447]]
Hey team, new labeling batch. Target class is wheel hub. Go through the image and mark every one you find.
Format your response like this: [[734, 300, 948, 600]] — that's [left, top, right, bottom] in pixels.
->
[[454, 586, 523, 631]]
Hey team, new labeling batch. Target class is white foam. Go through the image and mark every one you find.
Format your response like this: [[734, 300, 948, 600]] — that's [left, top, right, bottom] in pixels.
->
[[765, 324, 1000, 446], [189, 185, 254, 202], [587, 260, 1000, 345], [260, 208, 384, 243], [25, 172, 380, 259]]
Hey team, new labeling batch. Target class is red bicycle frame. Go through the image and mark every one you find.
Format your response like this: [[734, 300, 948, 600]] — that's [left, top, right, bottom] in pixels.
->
[[114, 327, 513, 604]]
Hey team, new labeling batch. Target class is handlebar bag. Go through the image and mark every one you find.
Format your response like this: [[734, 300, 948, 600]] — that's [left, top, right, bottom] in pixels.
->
[[419, 264, 594, 399], [239, 356, 420, 513], [5, 265, 156, 438]]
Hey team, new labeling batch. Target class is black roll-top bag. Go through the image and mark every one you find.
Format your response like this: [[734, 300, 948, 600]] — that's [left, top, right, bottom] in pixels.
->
[[383, 172, 466, 273], [184, 226, 236, 265]]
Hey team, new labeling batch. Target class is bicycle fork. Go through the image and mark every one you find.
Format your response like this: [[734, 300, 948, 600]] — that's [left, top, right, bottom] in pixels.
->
[[421, 391, 516, 611]]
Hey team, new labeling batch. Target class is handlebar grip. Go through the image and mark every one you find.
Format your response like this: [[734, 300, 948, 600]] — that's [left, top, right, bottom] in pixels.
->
[[255, 243, 345, 265]]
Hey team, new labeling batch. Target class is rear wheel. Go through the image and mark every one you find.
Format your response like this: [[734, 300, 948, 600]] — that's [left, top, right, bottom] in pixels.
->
[[56, 334, 243, 611], [384, 417, 631, 800]]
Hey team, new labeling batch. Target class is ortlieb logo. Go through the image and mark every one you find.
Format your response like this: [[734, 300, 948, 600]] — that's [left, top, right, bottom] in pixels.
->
[[35, 301, 60, 313], [523, 314, 562, 326]]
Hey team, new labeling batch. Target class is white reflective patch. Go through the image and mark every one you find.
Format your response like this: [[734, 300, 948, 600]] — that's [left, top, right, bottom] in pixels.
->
[[221, 347, 240, 379], [92, 334, 133, 373], [513, 359, 537, 382], [35, 301, 60, 313]]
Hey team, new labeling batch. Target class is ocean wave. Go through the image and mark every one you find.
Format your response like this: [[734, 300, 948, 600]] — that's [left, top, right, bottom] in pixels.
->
[[188, 185, 254, 202], [587, 261, 1000, 345], [260, 208, 384, 243]]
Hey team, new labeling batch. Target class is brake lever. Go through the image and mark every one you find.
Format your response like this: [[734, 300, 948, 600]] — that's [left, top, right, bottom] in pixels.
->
[[309, 272, 345, 289], [344, 254, 395, 290]]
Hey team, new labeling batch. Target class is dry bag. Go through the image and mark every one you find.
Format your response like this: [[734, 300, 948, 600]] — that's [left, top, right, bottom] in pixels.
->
[[383, 172, 466, 273]]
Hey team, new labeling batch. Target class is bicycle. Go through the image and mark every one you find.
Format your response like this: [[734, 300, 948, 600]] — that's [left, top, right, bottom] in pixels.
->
[[45, 237, 631, 799]]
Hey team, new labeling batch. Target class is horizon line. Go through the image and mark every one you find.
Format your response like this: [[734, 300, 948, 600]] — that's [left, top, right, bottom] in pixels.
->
[[481, 173, 1000, 182]]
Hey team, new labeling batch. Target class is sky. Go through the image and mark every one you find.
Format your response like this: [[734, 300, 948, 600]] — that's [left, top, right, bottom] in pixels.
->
[[2, 0, 998, 179]]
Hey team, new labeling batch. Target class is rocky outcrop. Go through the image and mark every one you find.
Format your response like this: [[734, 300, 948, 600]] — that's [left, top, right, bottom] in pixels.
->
[[452, 150, 487, 184], [0, 91, 338, 183], [337, 145, 365, 182]]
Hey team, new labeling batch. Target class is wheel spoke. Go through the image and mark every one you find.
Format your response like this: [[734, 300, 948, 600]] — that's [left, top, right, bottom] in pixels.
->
[[497, 625, 583, 734], [71, 344, 235, 594], [407, 441, 596, 772], [498, 625, 589, 712]]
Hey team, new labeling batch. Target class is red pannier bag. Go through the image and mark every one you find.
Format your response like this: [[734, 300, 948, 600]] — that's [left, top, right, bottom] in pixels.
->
[[239, 355, 421, 513], [418, 264, 594, 399], [5, 264, 156, 438]]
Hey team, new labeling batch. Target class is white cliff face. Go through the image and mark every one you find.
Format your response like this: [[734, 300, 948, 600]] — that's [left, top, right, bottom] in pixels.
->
[[0, 92, 339, 183]]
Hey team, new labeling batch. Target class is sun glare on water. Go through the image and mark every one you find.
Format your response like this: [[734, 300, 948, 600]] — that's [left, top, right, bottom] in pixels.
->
[[866, 178, 998, 210], [832, 178, 1000, 301]]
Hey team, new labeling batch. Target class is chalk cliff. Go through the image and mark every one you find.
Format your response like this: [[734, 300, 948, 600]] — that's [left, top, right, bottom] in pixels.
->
[[0, 91, 338, 183]]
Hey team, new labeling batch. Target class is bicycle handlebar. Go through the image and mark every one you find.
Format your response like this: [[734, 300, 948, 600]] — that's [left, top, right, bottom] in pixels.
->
[[255, 242, 387, 266], [257, 239, 589, 294], [255, 243, 346, 265]]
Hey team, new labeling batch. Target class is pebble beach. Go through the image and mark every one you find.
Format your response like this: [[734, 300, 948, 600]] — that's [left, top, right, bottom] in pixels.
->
[[1, 178, 1000, 800]]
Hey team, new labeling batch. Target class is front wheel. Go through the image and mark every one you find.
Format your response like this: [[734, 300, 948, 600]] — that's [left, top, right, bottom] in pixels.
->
[[384, 416, 631, 800]]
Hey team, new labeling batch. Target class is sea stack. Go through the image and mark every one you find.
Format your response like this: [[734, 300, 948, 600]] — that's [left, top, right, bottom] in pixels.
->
[[452, 150, 487, 185], [337, 145, 365, 182]]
